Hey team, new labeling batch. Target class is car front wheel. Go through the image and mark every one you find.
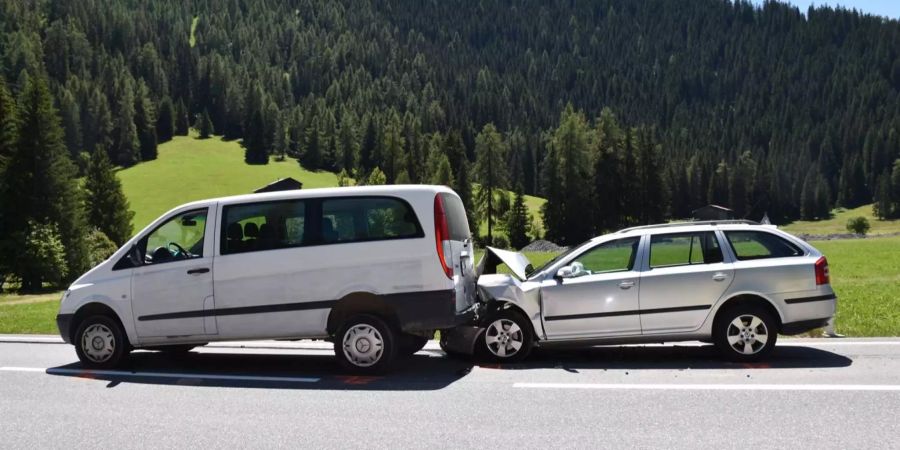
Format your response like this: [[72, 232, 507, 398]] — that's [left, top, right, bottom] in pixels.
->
[[714, 305, 777, 362], [479, 309, 533, 363], [74, 315, 129, 369]]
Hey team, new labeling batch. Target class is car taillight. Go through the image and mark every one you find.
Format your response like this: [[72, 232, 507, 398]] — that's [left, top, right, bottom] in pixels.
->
[[433, 194, 453, 279], [815, 256, 830, 285]]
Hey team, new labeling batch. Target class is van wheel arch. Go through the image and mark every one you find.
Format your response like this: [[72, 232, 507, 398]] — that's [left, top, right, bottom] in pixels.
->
[[71, 303, 131, 349], [714, 294, 782, 332], [326, 292, 400, 336]]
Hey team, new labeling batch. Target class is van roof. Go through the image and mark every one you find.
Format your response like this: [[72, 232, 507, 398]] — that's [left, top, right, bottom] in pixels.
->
[[177, 184, 457, 209]]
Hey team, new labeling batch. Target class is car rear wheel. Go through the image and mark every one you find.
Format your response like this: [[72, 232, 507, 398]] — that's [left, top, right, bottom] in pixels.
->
[[334, 314, 397, 374], [478, 309, 533, 363], [714, 305, 777, 362], [74, 315, 129, 369]]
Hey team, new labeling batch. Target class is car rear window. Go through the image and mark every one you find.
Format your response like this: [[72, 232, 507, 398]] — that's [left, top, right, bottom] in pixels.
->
[[321, 196, 424, 244], [439, 193, 471, 241], [724, 230, 802, 260]]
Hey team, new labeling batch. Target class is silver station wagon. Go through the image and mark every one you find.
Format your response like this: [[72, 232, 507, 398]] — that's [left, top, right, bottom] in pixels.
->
[[443, 221, 836, 362]]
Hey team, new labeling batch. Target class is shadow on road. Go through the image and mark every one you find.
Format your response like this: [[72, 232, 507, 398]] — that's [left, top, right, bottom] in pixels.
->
[[482, 343, 853, 372], [45, 349, 474, 391], [44, 343, 851, 390]]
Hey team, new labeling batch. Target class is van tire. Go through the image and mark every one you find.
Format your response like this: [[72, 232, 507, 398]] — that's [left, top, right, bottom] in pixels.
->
[[74, 315, 129, 369], [477, 309, 533, 363], [399, 334, 429, 356], [334, 314, 397, 374], [713, 305, 778, 362]]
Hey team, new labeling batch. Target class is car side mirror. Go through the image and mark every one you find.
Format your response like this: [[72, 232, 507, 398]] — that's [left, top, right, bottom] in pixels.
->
[[556, 265, 576, 279]]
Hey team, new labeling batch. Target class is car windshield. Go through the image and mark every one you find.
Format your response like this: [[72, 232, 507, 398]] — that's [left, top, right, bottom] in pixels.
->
[[528, 238, 594, 276]]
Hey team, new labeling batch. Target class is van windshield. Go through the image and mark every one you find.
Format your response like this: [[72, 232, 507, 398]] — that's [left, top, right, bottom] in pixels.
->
[[439, 193, 470, 242]]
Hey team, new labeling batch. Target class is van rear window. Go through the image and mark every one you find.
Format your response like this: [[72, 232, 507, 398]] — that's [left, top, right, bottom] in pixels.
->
[[321, 197, 423, 244], [439, 193, 471, 242]]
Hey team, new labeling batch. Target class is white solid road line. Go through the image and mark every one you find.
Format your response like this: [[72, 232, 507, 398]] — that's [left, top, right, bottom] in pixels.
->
[[0, 366, 320, 383], [513, 382, 900, 392]]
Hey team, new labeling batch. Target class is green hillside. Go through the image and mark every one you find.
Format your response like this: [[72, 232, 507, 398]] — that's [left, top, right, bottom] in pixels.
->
[[781, 204, 900, 237], [119, 133, 546, 234], [119, 133, 340, 231]]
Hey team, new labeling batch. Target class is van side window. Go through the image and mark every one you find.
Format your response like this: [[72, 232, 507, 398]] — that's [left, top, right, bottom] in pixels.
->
[[221, 200, 306, 255], [649, 232, 723, 268], [321, 197, 423, 244], [725, 230, 802, 260]]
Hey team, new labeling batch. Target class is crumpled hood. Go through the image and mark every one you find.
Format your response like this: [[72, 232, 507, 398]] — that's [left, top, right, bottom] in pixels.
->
[[477, 246, 532, 280]]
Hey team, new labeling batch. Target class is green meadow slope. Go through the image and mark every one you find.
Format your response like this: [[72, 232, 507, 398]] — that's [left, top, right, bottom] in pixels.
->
[[119, 133, 546, 233]]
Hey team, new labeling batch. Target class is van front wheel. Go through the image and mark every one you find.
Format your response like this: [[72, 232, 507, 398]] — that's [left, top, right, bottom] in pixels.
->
[[334, 314, 397, 374], [74, 315, 129, 369]]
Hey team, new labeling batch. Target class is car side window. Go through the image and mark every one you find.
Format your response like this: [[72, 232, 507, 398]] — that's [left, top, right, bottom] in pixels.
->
[[221, 200, 307, 255], [140, 209, 208, 265], [571, 237, 639, 275], [725, 230, 802, 260], [649, 232, 723, 268], [320, 197, 423, 244]]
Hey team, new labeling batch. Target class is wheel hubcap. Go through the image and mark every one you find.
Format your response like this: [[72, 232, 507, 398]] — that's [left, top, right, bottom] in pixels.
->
[[726, 314, 769, 355], [342, 324, 384, 367], [81, 324, 115, 363], [485, 318, 524, 358]]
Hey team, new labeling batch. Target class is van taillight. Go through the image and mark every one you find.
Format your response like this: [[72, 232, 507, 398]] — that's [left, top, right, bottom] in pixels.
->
[[815, 256, 830, 285], [433, 194, 453, 279]]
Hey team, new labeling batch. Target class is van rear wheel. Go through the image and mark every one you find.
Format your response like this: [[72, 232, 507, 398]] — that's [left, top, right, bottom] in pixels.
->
[[334, 314, 397, 374], [74, 315, 129, 369]]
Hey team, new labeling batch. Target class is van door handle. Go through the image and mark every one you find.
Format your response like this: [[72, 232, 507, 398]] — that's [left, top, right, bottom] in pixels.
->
[[712, 272, 728, 281], [187, 268, 210, 275], [618, 281, 635, 289]]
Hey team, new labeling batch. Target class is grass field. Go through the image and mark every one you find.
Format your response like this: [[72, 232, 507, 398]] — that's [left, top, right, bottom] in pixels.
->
[[781, 204, 900, 236], [0, 292, 62, 335]]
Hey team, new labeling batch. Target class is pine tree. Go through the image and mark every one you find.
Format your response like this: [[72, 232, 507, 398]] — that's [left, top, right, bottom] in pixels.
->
[[474, 123, 508, 244], [156, 96, 175, 143], [544, 106, 592, 244], [58, 89, 82, 159], [338, 112, 359, 173], [507, 185, 530, 250], [593, 107, 624, 232], [111, 76, 139, 166], [134, 80, 158, 160], [82, 88, 112, 154], [359, 116, 379, 174], [0, 79, 19, 283], [174, 98, 189, 136], [382, 111, 406, 183], [455, 161, 478, 235], [196, 108, 214, 139], [301, 119, 322, 169], [2, 74, 89, 286], [85, 147, 134, 245], [429, 151, 453, 186], [634, 126, 668, 224]]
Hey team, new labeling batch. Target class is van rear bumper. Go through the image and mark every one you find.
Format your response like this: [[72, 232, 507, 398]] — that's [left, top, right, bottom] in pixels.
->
[[386, 289, 472, 333]]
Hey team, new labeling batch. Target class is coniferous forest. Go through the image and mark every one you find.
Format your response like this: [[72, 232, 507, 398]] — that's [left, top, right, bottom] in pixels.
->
[[2, 0, 900, 285]]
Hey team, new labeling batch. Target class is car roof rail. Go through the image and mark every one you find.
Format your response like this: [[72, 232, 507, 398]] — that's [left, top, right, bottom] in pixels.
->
[[617, 219, 760, 233]]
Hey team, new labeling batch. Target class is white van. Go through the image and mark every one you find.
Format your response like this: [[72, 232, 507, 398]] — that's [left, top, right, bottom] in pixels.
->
[[56, 185, 476, 373]]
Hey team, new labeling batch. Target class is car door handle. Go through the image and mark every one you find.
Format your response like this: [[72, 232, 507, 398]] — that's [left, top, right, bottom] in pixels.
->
[[187, 268, 210, 275], [712, 272, 728, 281], [618, 281, 635, 289]]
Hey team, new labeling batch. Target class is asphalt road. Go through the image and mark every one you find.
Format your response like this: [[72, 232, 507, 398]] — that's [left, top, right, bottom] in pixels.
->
[[2, 336, 899, 449]]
